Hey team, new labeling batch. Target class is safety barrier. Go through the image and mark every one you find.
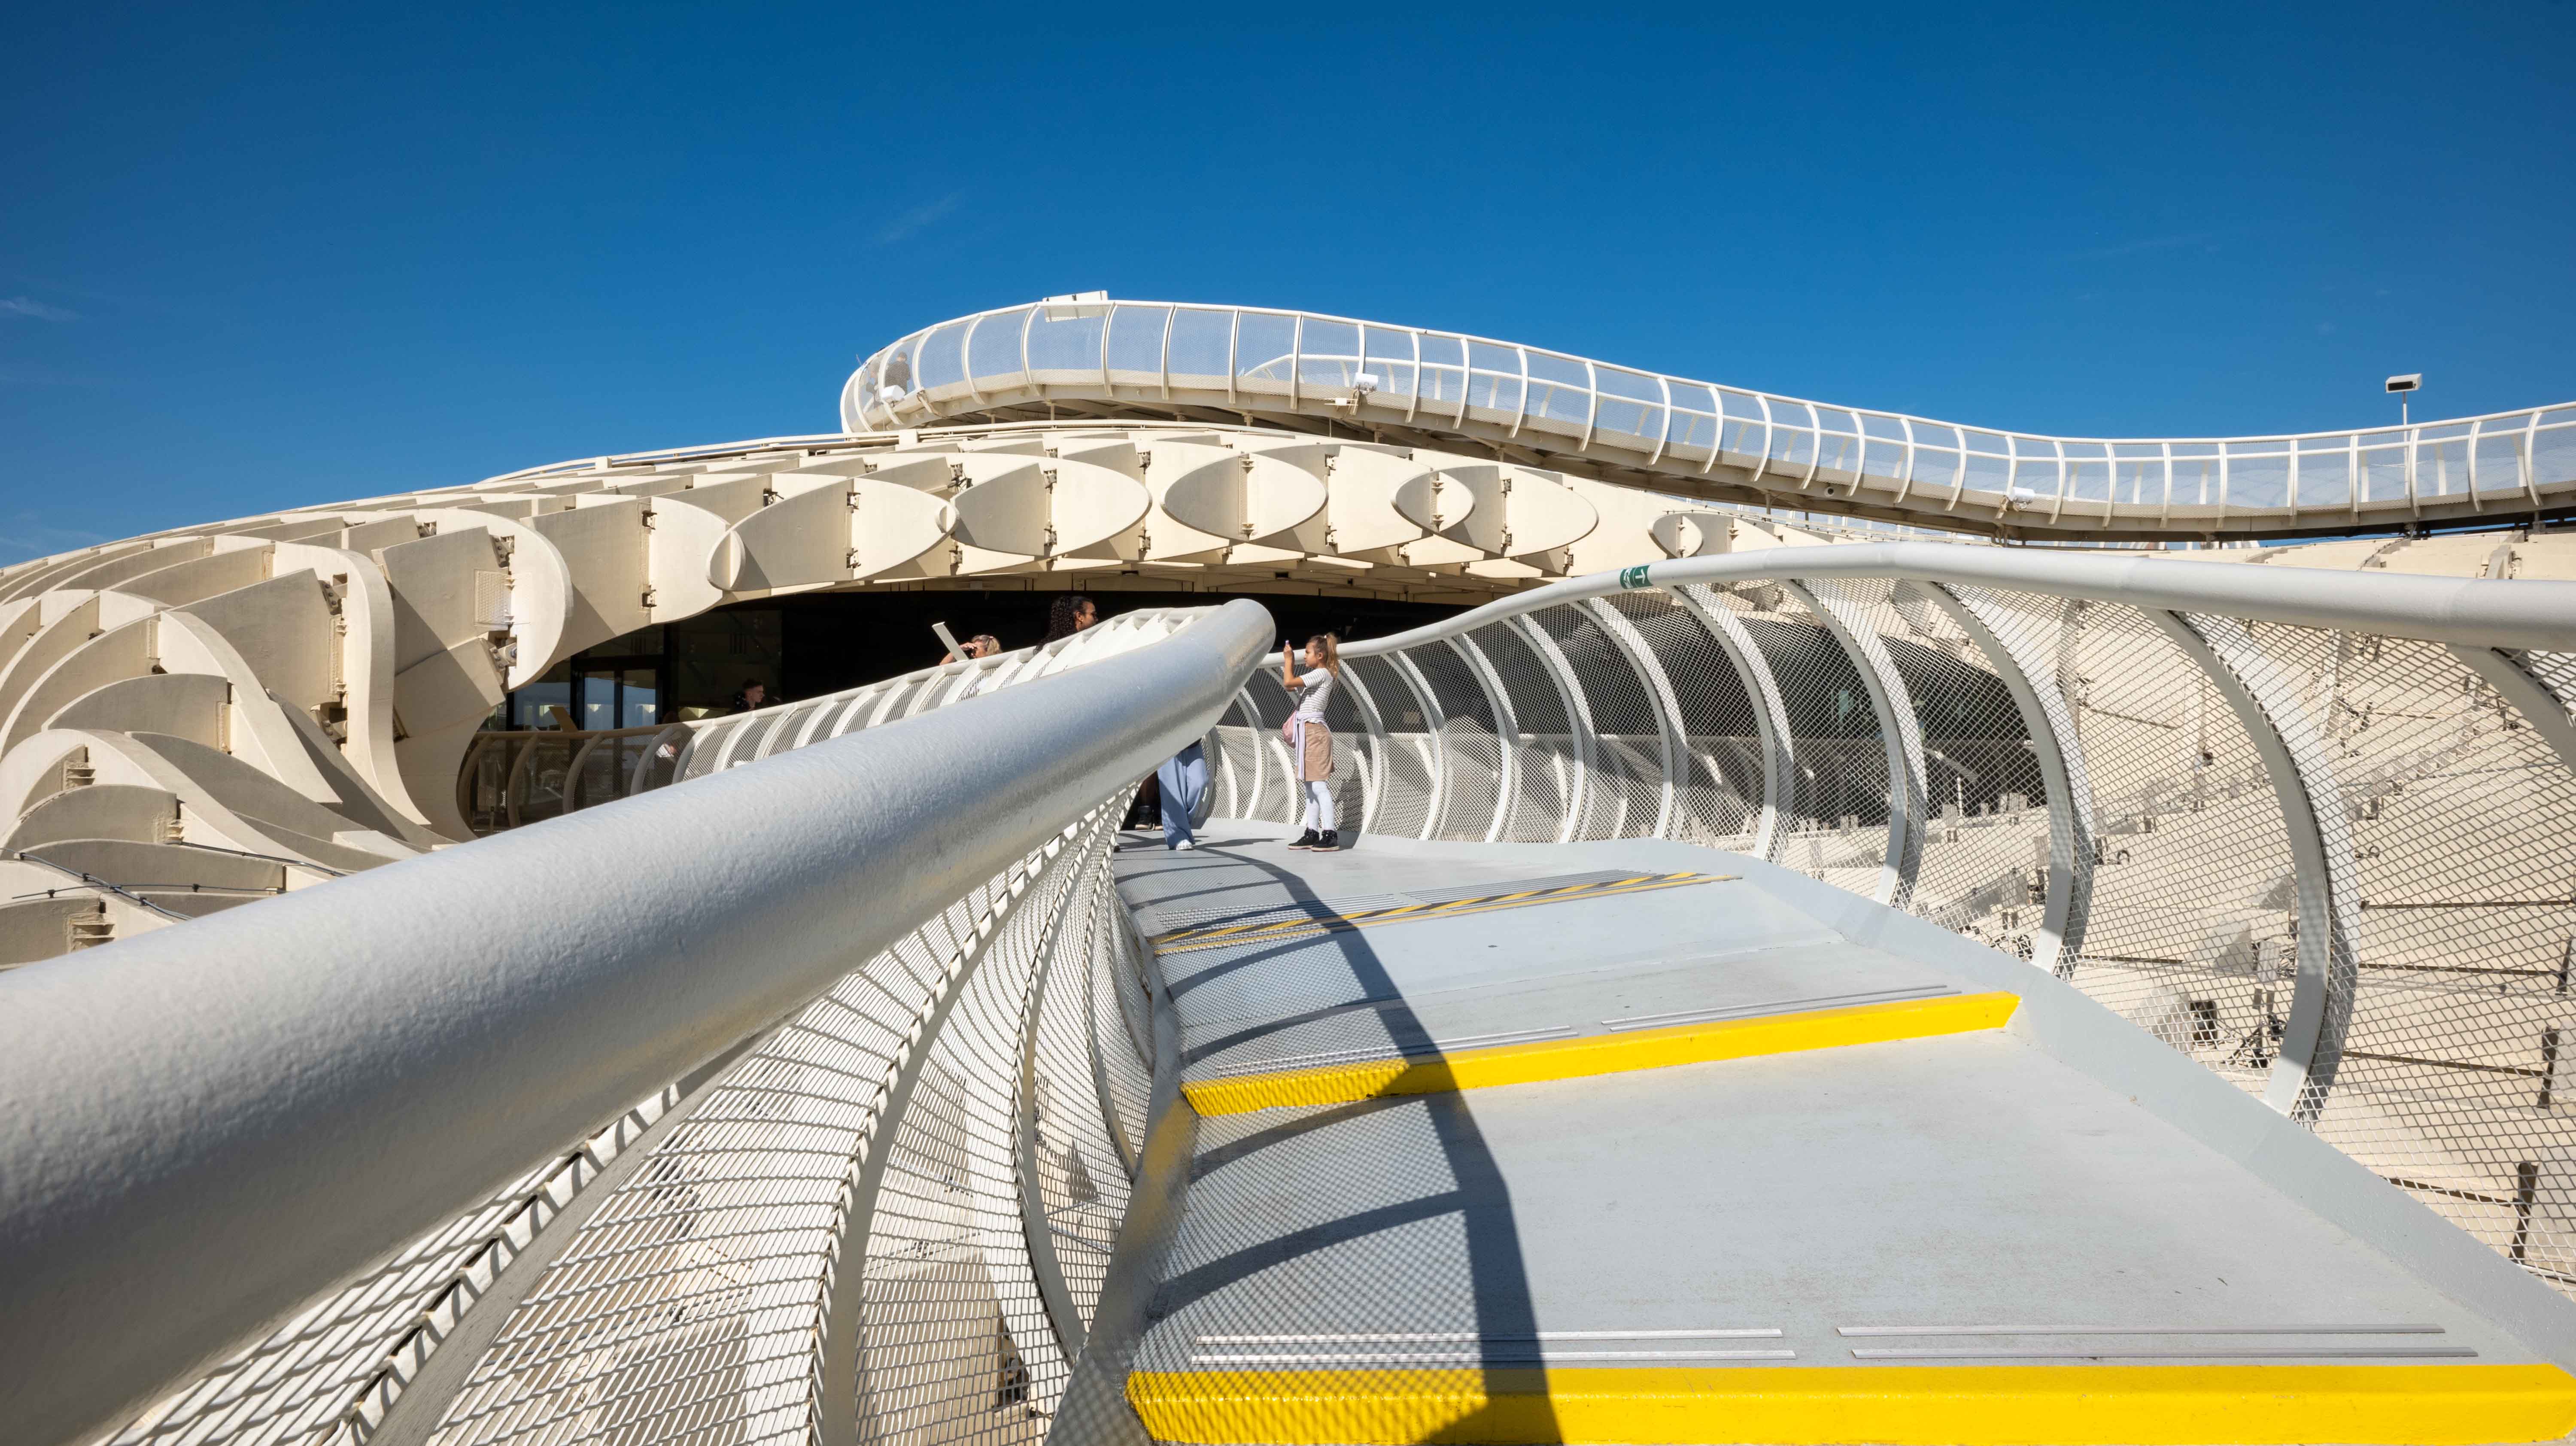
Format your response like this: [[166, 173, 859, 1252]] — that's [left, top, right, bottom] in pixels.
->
[[848, 298, 2576, 540], [1204, 545, 2576, 1282], [0, 601, 1270, 1446], [13, 541, 2576, 1446]]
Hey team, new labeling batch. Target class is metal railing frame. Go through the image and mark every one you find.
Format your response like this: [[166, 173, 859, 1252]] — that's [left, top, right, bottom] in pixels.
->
[[1339, 544, 2576, 1133], [844, 298, 2576, 540], [0, 600, 1273, 1446]]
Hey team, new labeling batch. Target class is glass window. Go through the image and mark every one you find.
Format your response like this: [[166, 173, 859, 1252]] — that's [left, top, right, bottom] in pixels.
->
[[621, 669, 660, 729]]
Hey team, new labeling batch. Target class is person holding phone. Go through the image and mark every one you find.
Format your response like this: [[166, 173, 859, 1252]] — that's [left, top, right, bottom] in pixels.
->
[[1280, 634, 1342, 851]]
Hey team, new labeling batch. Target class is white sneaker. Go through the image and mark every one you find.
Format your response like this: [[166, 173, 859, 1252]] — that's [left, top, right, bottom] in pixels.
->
[[1175, 839, 1196, 851]]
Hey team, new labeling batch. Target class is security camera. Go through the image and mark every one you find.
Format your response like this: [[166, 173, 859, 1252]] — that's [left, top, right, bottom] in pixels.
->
[[1352, 372, 1380, 397], [2385, 374, 2422, 394]]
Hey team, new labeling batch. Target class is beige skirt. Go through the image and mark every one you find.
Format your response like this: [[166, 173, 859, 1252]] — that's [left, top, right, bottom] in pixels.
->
[[1291, 718, 1334, 782]]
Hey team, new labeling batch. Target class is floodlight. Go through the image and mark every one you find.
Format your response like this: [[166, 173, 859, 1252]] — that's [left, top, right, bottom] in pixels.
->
[[2385, 374, 2421, 394]]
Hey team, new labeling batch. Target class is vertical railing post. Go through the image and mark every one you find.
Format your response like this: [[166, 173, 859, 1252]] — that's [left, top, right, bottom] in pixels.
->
[[1449, 632, 1521, 844], [1920, 583, 2101, 978], [2147, 611, 2362, 1123], [1509, 613, 1597, 843], [1390, 652, 1450, 840], [1583, 597, 1687, 840], [1671, 583, 1794, 863], [1782, 580, 1928, 907]]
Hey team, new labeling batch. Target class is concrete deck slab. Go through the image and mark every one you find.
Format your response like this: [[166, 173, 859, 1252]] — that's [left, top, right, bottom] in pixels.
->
[[1108, 822, 2576, 1443]]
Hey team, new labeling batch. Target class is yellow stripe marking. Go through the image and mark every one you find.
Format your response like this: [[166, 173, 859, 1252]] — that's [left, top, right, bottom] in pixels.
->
[[1181, 991, 2019, 1115], [1126, 1364, 2576, 1445], [1153, 874, 1727, 955]]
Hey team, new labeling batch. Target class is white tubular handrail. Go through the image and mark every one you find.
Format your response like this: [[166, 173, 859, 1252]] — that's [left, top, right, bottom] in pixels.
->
[[0, 599, 1274, 1446], [1337, 544, 2576, 656], [844, 298, 2576, 541]]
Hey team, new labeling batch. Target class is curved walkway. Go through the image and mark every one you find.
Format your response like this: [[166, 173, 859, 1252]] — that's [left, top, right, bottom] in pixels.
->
[[851, 298, 2576, 541], [1110, 821, 2576, 1444]]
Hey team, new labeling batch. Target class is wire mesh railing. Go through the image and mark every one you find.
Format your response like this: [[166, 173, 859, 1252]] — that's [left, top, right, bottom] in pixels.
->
[[1325, 547, 2576, 1289], [26, 602, 1268, 1446], [847, 298, 2576, 538]]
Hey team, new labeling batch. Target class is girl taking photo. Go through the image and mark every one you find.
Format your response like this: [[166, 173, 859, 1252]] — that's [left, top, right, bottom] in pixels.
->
[[1280, 634, 1343, 851]]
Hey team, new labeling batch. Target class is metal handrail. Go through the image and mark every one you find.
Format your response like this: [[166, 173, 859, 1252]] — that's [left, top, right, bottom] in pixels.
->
[[843, 298, 2576, 537], [0, 599, 1273, 1446], [1337, 543, 2576, 656]]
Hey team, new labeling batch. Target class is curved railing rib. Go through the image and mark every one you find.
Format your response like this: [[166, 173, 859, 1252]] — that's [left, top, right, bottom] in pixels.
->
[[848, 298, 2576, 540], [1307, 547, 2576, 1278]]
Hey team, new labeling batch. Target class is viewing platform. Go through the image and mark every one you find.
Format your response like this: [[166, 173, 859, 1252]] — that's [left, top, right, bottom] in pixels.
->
[[1109, 823, 2576, 1444]]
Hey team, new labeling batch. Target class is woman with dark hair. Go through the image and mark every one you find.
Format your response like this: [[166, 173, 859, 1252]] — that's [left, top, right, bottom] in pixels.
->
[[1041, 594, 1097, 645]]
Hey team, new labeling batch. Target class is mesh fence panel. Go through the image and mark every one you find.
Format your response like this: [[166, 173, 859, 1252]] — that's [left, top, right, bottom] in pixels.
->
[[2057, 601, 2293, 1105], [2268, 626, 2576, 1280], [1461, 621, 1575, 843], [1405, 643, 1504, 842], [1601, 589, 1762, 850], [1523, 604, 1662, 841], [1343, 656, 1434, 841], [97, 1099, 678, 1446], [1725, 585, 1889, 890], [1207, 693, 1265, 825], [1823, 579, 2044, 948], [1238, 673, 1300, 825]]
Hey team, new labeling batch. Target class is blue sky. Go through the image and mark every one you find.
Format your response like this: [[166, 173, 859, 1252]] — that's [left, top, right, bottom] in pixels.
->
[[3, 2, 2571, 563]]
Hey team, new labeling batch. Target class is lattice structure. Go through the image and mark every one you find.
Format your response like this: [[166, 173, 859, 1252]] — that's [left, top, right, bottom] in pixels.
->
[[89, 617, 1199, 1446], [1330, 566, 2576, 1290]]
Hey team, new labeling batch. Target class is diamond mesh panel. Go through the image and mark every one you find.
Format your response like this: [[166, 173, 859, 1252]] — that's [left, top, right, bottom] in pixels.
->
[[1725, 585, 1889, 890], [1312, 657, 1374, 840], [2058, 601, 2292, 1106], [1462, 621, 1576, 843], [1207, 693, 1265, 824], [1826, 579, 2045, 947], [1601, 590, 1763, 849], [1405, 642, 1505, 841], [1344, 655, 1434, 841], [1525, 603, 1663, 841], [1239, 672, 1301, 824], [98, 1103, 672, 1446], [1027, 876, 1136, 1324], [2268, 626, 2576, 1282], [404, 814, 1141, 1446]]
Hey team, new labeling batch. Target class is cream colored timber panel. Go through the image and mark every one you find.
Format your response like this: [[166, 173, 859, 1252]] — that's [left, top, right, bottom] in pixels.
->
[[1, 418, 2545, 972]]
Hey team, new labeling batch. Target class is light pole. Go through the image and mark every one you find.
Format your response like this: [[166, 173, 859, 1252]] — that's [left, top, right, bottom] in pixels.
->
[[2386, 373, 2422, 428]]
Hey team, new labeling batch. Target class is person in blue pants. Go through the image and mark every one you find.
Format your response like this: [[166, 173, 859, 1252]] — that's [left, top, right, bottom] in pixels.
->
[[1157, 741, 1208, 851]]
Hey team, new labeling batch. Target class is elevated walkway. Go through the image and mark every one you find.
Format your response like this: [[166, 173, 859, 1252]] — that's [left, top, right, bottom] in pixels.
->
[[1111, 823, 2576, 1445]]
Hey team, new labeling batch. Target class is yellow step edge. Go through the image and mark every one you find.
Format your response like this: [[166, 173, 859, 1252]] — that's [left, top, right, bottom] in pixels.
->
[[1181, 991, 2021, 1116], [1126, 1364, 2576, 1446]]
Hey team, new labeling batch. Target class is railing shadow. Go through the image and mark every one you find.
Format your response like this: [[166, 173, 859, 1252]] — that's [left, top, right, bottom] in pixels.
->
[[1133, 839, 1558, 1443]]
